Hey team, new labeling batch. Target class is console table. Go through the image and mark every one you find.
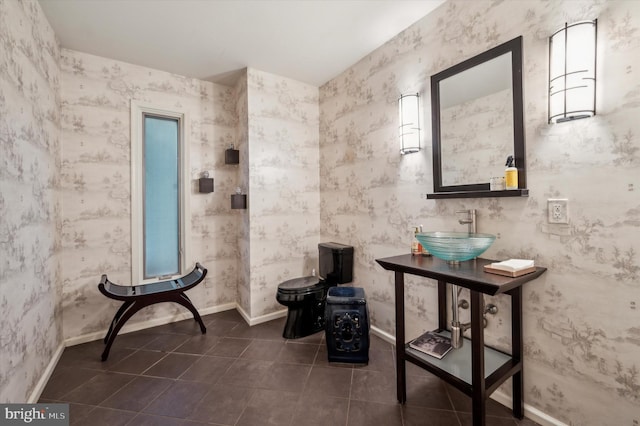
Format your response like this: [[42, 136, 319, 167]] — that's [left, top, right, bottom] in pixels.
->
[[98, 263, 207, 361], [375, 254, 546, 426]]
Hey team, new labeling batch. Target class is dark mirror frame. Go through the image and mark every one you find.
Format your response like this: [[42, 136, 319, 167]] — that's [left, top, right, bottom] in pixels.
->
[[428, 36, 526, 199]]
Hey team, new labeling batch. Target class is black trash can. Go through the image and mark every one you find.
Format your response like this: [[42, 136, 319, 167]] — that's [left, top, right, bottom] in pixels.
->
[[325, 286, 369, 364]]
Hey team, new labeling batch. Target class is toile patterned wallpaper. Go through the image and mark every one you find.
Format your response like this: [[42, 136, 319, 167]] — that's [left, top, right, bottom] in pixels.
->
[[234, 72, 251, 315], [319, 1, 640, 425], [59, 49, 239, 341], [231, 68, 321, 320], [0, 0, 62, 403], [244, 68, 320, 318]]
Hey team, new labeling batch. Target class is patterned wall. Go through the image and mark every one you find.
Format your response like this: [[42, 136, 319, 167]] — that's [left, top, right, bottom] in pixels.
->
[[234, 71, 251, 315], [319, 1, 640, 424], [245, 68, 320, 318], [0, 0, 62, 403], [59, 50, 239, 340]]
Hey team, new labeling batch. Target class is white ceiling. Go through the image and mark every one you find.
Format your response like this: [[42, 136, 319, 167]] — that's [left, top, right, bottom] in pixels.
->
[[38, 0, 445, 87]]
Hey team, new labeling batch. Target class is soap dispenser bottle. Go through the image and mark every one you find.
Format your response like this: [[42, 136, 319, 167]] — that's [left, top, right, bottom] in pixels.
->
[[505, 155, 518, 190], [411, 227, 423, 256]]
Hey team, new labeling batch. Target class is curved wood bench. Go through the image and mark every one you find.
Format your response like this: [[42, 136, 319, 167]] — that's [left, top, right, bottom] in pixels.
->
[[98, 263, 207, 361]]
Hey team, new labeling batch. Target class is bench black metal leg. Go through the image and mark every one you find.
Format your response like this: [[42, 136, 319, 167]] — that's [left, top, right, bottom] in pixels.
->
[[102, 300, 144, 361], [177, 292, 207, 334], [104, 300, 134, 343], [101, 294, 206, 361]]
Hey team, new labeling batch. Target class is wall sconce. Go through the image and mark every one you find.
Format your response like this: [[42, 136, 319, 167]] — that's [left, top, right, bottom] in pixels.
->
[[398, 93, 421, 154], [198, 171, 214, 193], [548, 19, 597, 123]]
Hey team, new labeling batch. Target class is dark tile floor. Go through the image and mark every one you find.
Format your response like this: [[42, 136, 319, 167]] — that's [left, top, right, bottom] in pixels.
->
[[40, 309, 540, 426]]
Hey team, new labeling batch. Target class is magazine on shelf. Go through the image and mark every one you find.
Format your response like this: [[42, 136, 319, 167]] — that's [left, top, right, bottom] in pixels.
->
[[408, 330, 453, 359]]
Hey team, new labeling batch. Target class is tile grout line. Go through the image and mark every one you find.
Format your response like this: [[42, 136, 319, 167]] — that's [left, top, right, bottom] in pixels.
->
[[345, 367, 355, 426]]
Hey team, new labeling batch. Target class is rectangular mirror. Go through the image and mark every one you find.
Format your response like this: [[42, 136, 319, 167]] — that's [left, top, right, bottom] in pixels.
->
[[429, 36, 526, 198]]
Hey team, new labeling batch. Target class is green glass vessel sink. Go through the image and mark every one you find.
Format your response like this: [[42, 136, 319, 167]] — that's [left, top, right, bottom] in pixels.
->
[[416, 232, 496, 263]]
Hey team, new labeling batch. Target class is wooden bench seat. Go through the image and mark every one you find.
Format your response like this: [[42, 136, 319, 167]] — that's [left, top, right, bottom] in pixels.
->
[[98, 263, 207, 361]]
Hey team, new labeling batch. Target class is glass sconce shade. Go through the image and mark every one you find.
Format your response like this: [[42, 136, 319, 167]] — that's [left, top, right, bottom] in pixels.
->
[[549, 20, 597, 123], [398, 93, 421, 154]]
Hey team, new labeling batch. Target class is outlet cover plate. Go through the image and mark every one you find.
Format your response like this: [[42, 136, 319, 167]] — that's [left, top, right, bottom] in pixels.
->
[[548, 199, 569, 224]]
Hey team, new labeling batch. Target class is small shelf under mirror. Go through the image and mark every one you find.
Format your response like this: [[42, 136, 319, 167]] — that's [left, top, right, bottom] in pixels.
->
[[427, 189, 528, 199]]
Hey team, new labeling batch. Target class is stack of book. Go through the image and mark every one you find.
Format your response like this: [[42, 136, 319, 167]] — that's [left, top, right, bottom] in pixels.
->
[[408, 330, 453, 359], [484, 259, 535, 277]]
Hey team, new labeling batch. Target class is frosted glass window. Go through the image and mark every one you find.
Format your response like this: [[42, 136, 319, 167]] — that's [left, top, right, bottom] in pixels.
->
[[143, 115, 180, 278]]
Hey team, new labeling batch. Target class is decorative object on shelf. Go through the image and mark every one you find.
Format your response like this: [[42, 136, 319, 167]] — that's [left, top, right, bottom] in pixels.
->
[[398, 93, 421, 155], [549, 19, 597, 123], [504, 155, 518, 190], [408, 330, 452, 359], [411, 226, 423, 256], [198, 171, 214, 193], [489, 176, 505, 191], [225, 144, 240, 164], [231, 187, 246, 209]]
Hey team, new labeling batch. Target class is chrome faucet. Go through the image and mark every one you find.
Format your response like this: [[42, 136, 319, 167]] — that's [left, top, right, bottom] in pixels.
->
[[456, 209, 476, 234], [450, 208, 477, 349]]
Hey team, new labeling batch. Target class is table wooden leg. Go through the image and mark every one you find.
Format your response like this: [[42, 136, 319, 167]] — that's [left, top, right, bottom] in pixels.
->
[[470, 291, 486, 426], [511, 286, 524, 418], [394, 271, 406, 403]]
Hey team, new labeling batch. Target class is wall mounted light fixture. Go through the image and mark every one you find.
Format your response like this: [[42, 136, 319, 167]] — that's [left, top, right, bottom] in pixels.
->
[[548, 19, 597, 123], [398, 93, 421, 154]]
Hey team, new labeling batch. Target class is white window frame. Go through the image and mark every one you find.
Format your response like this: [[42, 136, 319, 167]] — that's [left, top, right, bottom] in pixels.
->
[[130, 100, 191, 284]]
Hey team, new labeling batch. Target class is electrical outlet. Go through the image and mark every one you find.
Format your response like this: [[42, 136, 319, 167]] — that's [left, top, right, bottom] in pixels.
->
[[548, 199, 569, 224]]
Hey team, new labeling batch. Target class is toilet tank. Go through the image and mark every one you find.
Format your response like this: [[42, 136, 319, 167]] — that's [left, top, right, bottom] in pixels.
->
[[318, 242, 354, 285]]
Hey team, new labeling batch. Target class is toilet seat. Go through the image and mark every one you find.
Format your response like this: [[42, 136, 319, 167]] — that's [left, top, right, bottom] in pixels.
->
[[277, 276, 324, 295], [276, 276, 329, 305]]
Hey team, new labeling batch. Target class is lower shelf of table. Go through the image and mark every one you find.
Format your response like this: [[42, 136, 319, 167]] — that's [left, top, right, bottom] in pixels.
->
[[404, 330, 512, 388]]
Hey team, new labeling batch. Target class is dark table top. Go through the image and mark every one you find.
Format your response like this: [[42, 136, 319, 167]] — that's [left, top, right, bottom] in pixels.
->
[[375, 254, 546, 295]]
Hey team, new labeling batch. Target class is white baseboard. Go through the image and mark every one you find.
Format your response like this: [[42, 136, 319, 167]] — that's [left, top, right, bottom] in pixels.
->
[[236, 304, 287, 326], [369, 326, 566, 426], [64, 302, 237, 347], [370, 325, 396, 345], [490, 390, 568, 426], [28, 343, 65, 403]]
